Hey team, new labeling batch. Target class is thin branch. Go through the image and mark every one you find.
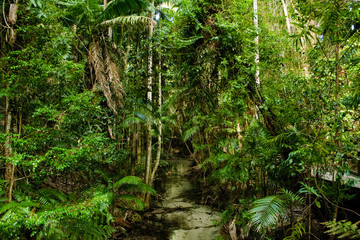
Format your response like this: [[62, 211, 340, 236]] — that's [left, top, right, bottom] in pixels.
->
[[2, 0, 11, 29]]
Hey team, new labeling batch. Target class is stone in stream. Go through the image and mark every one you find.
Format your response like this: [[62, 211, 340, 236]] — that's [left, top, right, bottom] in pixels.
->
[[170, 227, 219, 240]]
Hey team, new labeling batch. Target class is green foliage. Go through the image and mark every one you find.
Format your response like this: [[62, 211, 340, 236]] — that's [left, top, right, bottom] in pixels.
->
[[324, 220, 360, 239], [249, 195, 288, 233], [283, 221, 306, 240], [113, 176, 156, 196], [113, 176, 156, 211], [0, 188, 115, 240]]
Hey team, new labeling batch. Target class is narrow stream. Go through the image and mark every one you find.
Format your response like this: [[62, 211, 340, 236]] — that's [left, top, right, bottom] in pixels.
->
[[155, 158, 221, 240], [125, 157, 221, 239]]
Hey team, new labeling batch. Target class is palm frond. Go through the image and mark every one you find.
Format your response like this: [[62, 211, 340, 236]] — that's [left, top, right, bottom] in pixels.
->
[[134, 108, 158, 126], [299, 182, 321, 198], [61, 218, 115, 240], [37, 188, 68, 205], [118, 195, 145, 210], [284, 221, 306, 240], [0, 201, 38, 214], [281, 189, 305, 205], [249, 195, 288, 232], [324, 220, 360, 239], [102, 15, 154, 27], [183, 126, 199, 141], [123, 116, 142, 128], [102, 0, 150, 20], [113, 176, 156, 196]]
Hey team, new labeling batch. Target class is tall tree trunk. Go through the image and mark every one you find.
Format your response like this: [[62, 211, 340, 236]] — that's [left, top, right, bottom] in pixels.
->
[[137, 123, 142, 165], [253, 0, 260, 87], [236, 122, 243, 151], [144, 1, 154, 208], [150, 44, 162, 185], [4, 0, 19, 203], [281, 0, 292, 34], [131, 127, 137, 176], [4, 92, 14, 202]]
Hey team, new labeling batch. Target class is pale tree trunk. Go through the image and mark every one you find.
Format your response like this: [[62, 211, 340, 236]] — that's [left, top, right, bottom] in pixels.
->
[[253, 0, 260, 87], [330, 43, 341, 240], [4, 0, 19, 203], [236, 122, 243, 151], [137, 123, 142, 165], [4, 105, 14, 202], [144, 1, 154, 207], [131, 128, 137, 175], [281, 0, 292, 35], [150, 44, 162, 185]]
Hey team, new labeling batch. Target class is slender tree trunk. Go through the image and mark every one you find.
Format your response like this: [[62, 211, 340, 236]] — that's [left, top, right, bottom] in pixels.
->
[[4, 94, 14, 202], [253, 0, 260, 87], [335, 43, 341, 150], [4, 0, 19, 203], [137, 123, 142, 165], [131, 128, 137, 175], [144, 2, 154, 207], [150, 45, 162, 185], [236, 122, 243, 151], [281, 0, 291, 34]]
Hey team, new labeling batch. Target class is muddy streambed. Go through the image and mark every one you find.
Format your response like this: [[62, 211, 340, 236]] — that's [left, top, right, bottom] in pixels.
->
[[125, 158, 221, 239]]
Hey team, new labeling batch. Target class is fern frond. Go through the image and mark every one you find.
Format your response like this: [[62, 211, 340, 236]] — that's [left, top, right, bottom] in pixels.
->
[[324, 220, 360, 239], [0, 201, 38, 214], [284, 221, 305, 240], [113, 176, 156, 196], [37, 188, 68, 205], [118, 195, 145, 210], [102, 0, 150, 20], [299, 182, 321, 198], [281, 189, 305, 205], [102, 15, 154, 27], [249, 195, 288, 232], [123, 116, 142, 127], [183, 126, 199, 141]]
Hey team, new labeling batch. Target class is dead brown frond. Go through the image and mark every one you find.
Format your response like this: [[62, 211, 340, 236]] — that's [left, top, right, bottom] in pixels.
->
[[89, 41, 125, 115], [8, 3, 18, 25], [105, 51, 125, 108]]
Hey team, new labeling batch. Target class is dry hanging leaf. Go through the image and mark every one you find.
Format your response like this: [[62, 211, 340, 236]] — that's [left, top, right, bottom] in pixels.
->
[[8, 3, 18, 25]]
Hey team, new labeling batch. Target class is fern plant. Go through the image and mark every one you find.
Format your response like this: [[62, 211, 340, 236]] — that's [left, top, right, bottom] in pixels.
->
[[324, 220, 360, 239], [249, 195, 288, 232], [113, 176, 156, 211], [249, 189, 305, 234]]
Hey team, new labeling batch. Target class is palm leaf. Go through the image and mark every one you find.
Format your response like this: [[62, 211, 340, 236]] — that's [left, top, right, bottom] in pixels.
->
[[102, 15, 154, 27], [123, 116, 142, 127], [183, 126, 199, 141], [281, 188, 305, 205], [324, 220, 360, 239], [249, 195, 288, 232], [118, 195, 145, 210], [0, 201, 38, 214], [102, 0, 150, 20], [113, 176, 156, 196], [299, 182, 321, 198], [37, 188, 68, 205]]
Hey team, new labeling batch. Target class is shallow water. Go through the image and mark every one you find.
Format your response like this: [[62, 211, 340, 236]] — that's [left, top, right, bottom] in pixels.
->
[[122, 158, 221, 240], [154, 158, 221, 240]]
